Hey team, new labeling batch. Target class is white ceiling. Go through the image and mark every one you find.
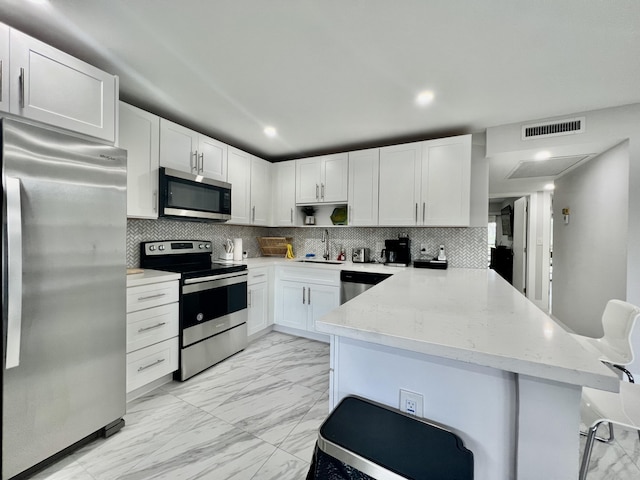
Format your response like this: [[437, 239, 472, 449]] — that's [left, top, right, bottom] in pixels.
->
[[1, 0, 639, 194]]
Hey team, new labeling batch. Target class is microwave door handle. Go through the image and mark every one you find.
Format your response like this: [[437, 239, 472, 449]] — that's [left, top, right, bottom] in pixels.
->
[[5, 177, 23, 369]]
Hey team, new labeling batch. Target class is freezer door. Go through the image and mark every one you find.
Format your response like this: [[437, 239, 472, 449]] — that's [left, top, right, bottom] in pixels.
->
[[2, 118, 127, 479]]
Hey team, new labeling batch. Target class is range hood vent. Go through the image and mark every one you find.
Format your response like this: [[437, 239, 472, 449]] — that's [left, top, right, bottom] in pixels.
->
[[521, 117, 585, 140]]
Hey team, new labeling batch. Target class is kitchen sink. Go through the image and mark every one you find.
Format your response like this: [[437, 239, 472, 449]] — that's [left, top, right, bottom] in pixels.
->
[[296, 259, 343, 265]]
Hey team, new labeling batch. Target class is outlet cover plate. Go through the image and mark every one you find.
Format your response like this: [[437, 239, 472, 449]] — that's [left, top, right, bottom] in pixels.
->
[[399, 389, 424, 417]]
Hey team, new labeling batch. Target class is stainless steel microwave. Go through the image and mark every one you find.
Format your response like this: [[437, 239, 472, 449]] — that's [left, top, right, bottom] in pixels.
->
[[159, 167, 231, 222]]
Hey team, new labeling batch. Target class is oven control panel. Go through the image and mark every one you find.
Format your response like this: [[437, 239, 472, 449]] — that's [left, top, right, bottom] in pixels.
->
[[142, 240, 212, 256]]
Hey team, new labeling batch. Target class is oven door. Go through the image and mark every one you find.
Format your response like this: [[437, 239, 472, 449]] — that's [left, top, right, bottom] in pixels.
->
[[159, 167, 231, 221], [181, 271, 247, 347]]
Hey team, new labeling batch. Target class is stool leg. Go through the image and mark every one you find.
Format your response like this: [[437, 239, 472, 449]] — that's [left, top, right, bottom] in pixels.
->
[[579, 424, 600, 480]]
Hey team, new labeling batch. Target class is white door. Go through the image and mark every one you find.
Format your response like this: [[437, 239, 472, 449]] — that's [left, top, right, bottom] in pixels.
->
[[273, 161, 297, 226], [250, 156, 271, 225], [247, 282, 268, 336], [277, 280, 308, 330], [348, 149, 379, 226], [296, 157, 322, 204], [421, 135, 471, 226], [227, 147, 251, 224], [307, 284, 340, 333], [10, 29, 116, 142], [198, 135, 227, 181], [378, 142, 422, 226], [159, 119, 198, 174], [0, 23, 9, 113], [513, 197, 528, 294], [322, 153, 349, 203], [119, 103, 160, 219]]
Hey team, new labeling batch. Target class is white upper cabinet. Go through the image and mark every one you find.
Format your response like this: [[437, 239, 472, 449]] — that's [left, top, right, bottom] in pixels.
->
[[250, 156, 271, 226], [348, 148, 379, 226], [273, 161, 297, 226], [378, 142, 422, 226], [159, 119, 228, 182], [227, 146, 252, 224], [119, 102, 160, 219], [0, 24, 9, 113], [296, 153, 348, 204], [378, 136, 471, 226], [420, 134, 471, 226], [8, 27, 117, 142]]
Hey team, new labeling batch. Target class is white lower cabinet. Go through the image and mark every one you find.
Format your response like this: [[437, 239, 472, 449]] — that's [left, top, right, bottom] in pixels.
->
[[247, 267, 270, 336], [126, 279, 179, 397], [275, 266, 339, 339]]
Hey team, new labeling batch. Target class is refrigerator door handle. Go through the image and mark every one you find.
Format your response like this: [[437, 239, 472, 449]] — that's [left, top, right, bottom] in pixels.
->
[[5, 176, 23, 369]]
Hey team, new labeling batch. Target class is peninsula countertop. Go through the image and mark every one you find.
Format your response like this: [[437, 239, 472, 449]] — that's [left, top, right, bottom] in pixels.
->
[[315, 267, 619, 392]]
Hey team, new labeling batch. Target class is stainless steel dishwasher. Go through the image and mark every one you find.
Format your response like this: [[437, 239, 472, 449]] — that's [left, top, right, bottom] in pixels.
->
[[340, 270, 392, 304]]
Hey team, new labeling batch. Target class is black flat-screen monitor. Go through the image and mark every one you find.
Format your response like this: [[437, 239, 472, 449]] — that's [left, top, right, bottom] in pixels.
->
[[501, 205, 513, 237]]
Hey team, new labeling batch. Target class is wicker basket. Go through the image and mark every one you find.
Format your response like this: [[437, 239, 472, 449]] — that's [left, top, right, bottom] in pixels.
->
[[257, 237, 293, 257]]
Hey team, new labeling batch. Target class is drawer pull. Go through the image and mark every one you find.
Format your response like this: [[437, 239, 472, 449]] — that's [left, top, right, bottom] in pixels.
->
[[138, 358, 165, 372], [251, 273, 266, 278], [137, 293, 166, 301], [138, 322, 166, 333], [215, 322, 226, 328]]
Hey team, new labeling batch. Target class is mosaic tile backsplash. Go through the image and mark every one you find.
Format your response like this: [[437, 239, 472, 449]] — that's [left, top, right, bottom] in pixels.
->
[[127, 219, 488, 269]]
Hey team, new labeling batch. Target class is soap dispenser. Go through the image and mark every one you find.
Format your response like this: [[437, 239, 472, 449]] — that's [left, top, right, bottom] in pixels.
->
[[437, 245, 447, 261]]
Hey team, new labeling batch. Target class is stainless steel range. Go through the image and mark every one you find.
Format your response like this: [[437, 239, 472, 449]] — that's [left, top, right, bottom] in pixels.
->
[[140, 240, 248, 381]]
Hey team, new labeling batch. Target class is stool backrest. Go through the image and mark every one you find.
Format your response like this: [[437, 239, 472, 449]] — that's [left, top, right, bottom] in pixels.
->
[[599, 299, 640, 365]]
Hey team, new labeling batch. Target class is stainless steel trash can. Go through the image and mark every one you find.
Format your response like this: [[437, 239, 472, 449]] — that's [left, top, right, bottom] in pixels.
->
[[307, 396, 474, 480]]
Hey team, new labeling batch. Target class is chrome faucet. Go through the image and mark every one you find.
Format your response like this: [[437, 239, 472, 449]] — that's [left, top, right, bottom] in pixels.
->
[[322, 229, 330, 260]]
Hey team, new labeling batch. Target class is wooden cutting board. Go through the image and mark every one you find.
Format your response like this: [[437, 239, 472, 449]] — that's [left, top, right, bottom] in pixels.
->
[[126, 268, 144, 275]]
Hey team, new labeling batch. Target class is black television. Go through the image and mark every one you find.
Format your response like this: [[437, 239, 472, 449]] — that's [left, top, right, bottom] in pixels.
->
[[501, 205, 513, 237]]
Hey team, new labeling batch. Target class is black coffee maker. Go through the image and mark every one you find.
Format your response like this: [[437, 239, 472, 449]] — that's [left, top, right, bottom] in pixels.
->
[[383, 235, 411, 266]]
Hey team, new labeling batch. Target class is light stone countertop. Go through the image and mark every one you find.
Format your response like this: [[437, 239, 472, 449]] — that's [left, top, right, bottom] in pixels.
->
[[126, 269, 180, 287], [315, 267, 619, 392], [241, 257, 406, 275]]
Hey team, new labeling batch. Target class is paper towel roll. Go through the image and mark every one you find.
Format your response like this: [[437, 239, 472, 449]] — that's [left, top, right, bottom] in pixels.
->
[[233, 238, 243, 261]]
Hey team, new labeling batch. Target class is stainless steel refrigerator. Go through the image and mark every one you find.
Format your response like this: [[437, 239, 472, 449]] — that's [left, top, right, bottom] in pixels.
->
[[2, 117, 127, 479]]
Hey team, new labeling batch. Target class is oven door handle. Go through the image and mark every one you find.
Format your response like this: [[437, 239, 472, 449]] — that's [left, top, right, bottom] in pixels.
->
[[182, 272, 248, 294], [183, 271, 248, 285]]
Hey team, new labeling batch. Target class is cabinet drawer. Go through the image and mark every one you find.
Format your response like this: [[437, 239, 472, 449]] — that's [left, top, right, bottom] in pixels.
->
[[126, 337, 178, 393], [248, 267, 269, 285], [127, 280, 178, 313], [127, 302, 179, 353], [278, 266, 340, 286]]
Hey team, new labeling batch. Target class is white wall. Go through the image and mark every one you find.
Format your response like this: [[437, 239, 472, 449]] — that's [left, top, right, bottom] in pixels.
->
[[527, 191, 552, 313], [470, 133, 489, 227], [552, 141, 629, 337]]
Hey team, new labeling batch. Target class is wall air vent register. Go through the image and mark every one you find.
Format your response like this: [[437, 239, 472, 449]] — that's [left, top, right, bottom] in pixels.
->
[[521, 117, 585, 140]]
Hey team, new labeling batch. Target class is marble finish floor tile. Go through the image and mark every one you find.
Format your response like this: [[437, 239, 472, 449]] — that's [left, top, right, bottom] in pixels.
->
[[28, 331, 640, 480]]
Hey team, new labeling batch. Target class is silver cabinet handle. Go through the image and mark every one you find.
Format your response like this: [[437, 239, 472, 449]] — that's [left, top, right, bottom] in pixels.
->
[[0, 60, 3, 102], [248, 289, 252, 307], [6, 177, 23, 369], [302, 286, 306, 304], [18, 67, 25, 108], [290, 208, 293, 224], [315, 184, 319, 200], [415, 203, 418, 222], [308, 287, 311, 305], [198, 152, 204, 173], [138, 322, 166, 333], [138, 293, 166, 301], [191, 151, 198, 172], [349, 205, 352, 222], [423, 202, 426, 222], [321, 183, 325, 200], [252, 273, 266, 278], [152, 190, 158, 213], [138, 358, 165, 372], [252, 206, 256, 222]]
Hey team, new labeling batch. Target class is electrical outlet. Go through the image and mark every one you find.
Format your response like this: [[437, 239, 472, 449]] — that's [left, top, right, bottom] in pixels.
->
[[420, 243, 427, 253], [399, 389, 424, 416]]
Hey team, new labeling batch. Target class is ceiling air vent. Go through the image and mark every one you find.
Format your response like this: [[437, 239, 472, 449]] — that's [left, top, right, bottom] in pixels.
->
[[521, 117, 585, 140]]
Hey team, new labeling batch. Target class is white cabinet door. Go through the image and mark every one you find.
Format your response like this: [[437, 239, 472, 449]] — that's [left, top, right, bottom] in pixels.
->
[[378, 142, 422, 226], [9, 29, 116, 142], [119, 102, 160, 219], [306, 284, 340, 333], [250, 156, 271, 225], [247, 281, 268, 336], [227, 146, 251, 224], [348, 149, 379, 226], [199, 135, 227, 181], [296, 157, 323, 204], [0, 23, 9, 113], [273, 161, 297, 226], [322, 153, 349, 203], [420, 135, 471, 226], [159, 119, 198, 173], [277, 280, 308, 330]]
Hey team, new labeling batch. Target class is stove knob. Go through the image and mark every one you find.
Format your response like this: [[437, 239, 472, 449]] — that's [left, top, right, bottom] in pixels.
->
[[198, 244, 204, 249], [205, 244, 211, 249], [158, 245, 165, 251], [149, 245, 156, 251]]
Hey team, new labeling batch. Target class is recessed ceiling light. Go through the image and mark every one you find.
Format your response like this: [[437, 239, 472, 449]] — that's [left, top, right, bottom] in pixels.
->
[[416, 90, 435, 106], [544, 183, 555, 191], [263, 126, 277, 138], [534, 150, 552, 161]]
